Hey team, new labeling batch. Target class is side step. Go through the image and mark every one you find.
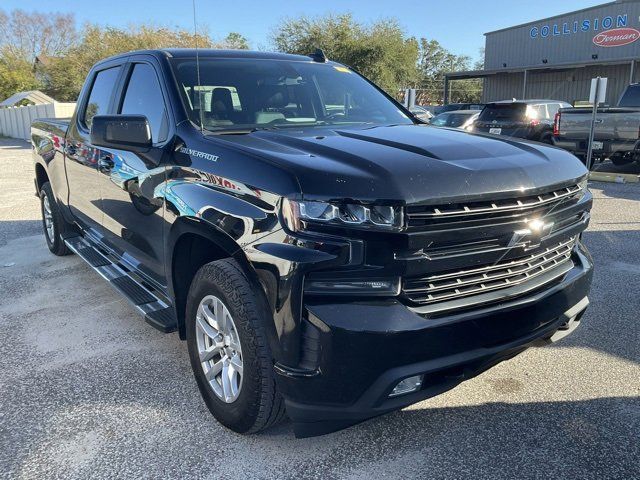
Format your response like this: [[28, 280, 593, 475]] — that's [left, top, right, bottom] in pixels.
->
[[64, 234, 177, 333]]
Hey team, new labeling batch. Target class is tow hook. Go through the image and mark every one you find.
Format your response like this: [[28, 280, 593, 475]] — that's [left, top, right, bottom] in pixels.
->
[[538, 297, 589, 345]]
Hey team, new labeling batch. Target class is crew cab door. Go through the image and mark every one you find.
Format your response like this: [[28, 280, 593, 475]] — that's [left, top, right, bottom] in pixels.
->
[[95, 58, 172, 288], [65, 62, 123, 234]]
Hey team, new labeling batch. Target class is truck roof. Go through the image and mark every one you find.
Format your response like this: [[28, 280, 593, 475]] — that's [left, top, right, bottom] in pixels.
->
[[94, 48, 323, 66], [489, 99, 567, 105]]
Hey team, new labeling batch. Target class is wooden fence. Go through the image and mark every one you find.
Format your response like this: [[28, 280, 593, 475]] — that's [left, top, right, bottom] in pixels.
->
[[0, 102, 76, 141]]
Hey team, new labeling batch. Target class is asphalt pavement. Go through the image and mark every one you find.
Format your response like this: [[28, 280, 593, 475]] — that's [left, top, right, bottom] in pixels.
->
[[0, 137, 638, 479]]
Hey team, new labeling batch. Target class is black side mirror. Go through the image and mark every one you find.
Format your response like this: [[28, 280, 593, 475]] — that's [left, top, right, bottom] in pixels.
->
[[90, 115, 152, 152]]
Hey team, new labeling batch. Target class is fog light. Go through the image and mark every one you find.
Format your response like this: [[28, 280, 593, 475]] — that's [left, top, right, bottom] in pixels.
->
[[304, 278, 401, 296], [389, 375, 423, 397]]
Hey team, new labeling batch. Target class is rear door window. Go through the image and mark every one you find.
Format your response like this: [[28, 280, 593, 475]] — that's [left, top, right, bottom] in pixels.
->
[[478, 104, 527, 122], [82, 67, 121, 129]]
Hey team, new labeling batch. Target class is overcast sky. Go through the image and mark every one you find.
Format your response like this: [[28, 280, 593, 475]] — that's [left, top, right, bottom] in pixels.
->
[[2, 0, 606, 61]]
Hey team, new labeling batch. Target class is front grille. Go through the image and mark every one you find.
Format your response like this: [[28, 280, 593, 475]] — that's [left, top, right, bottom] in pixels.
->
[[406, 183, 583, 228], [402, 237, 576, 306]]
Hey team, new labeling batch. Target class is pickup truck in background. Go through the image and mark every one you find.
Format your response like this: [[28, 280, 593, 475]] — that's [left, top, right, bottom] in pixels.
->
[[553, 83, 640, 167], [31, 49, 593, 437]]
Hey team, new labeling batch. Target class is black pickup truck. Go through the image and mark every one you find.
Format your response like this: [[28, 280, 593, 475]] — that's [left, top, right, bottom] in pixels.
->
[[31, 49, 593, 437]]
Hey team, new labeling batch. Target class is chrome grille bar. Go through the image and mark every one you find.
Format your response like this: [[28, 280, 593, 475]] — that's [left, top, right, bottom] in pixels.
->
[[402, 238, 576, 305], [407, 184, 582, 220]]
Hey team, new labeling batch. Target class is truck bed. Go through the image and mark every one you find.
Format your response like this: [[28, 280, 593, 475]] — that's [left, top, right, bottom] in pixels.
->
[[553, 106, 640, 160], [555, 107, 640, 142]]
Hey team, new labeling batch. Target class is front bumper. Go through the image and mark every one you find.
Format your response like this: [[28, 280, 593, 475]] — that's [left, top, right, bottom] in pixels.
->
[[277, 244, 593, 437]]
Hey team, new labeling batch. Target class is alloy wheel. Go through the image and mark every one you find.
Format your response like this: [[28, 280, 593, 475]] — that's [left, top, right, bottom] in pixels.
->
[[195, 295, 244, 403], [42, 195, 55, 243]]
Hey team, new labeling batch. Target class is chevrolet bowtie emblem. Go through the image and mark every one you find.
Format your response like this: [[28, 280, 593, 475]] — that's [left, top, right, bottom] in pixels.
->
[[508, 219, 554, 250]]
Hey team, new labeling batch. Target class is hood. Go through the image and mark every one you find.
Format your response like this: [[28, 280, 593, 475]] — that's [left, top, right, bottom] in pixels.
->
[[209, 124, 587, 205]]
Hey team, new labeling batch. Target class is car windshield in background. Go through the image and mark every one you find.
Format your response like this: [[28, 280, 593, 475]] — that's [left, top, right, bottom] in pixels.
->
[[478, 103, 527, 122], [170, 58, 413, 132], [431, 112, 475, 128]]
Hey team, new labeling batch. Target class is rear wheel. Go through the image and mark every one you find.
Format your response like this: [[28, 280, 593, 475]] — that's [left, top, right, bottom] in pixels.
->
[[186, 258, 285, 433], [39, 182, 72, 256]]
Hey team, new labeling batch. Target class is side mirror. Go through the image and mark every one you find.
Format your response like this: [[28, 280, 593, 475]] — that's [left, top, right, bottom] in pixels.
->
[[90, 115, 152, 152]]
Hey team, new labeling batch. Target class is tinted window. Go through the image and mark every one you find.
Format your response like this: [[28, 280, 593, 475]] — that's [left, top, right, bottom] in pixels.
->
[[478, 103, 527, 122], [618, 85, 640, 107], [170, 58, 412, 131], [530, 104, 548, 119], [546, 103, 561, 118], [83, 67, 120, 129], [120, 63, 169, 143]]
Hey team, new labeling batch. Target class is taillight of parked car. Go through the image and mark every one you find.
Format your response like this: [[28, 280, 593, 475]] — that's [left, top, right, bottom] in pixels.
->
[[553, 112, 561, 136]]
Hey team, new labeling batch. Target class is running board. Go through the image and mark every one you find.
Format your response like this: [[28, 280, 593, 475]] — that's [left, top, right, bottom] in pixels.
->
[[64, 234, 177, 333]]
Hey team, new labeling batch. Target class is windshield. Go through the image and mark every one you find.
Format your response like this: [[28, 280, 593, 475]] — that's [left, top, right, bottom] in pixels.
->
[[170, 58, 413, 132], [431, 112, 475, 127]]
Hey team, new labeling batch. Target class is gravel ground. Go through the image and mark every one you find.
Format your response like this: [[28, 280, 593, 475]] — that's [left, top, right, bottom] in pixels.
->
[[0, 137, 638, 479]]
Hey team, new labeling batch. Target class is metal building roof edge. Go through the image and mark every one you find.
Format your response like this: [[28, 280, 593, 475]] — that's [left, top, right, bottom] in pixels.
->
[[484, 1, 622, 36], [445, 55, 640, 79]]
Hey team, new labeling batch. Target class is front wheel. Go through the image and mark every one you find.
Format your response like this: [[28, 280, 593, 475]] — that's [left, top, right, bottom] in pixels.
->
[[185, 258, 286, 434]]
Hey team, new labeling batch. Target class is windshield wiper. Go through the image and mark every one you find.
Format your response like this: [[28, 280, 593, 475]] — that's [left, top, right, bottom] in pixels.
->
[[205, 127, 274, 135]]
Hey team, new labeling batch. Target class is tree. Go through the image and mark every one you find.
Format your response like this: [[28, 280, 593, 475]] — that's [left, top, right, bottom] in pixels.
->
[[40, 24, 216, 101], [271, 14, 419, 94], [222, 32, 249, 50], [0, 49, 41, 100], [0, 9, 76, 61], [416, 39, 482, 104]]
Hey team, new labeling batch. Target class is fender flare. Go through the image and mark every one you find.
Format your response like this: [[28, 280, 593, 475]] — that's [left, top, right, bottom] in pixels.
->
[[166, 216, 279, 350]]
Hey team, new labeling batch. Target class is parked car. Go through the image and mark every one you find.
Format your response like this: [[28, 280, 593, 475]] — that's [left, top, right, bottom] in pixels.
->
[[471, 100, 571, 144], [553, 84, 640, 167], [31, 49, 593, 438], [409, 105, 433, 122], [434, 103, 484, 115], [430, 110, 479, 130]]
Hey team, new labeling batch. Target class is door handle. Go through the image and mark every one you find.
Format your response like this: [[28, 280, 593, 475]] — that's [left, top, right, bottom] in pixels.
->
[[98, 155, 114, 173]]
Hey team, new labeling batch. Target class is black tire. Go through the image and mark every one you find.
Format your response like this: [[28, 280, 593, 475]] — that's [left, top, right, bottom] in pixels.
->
[[539, 133, 553, 145], [609, 154, 633, 166], [186, 258, 286, 434], [39, 182, 72, 256]]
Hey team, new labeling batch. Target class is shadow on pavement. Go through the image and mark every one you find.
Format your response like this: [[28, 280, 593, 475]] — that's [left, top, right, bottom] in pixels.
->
[[0, 137, 30, 150], [0, 220, 42, 247]]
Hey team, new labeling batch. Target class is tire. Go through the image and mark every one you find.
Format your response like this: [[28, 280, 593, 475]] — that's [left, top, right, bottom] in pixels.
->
[[39, 182, 72, 256], [540, 133, 553, 145], [609, 154, 633, 166], [186, 258, 286, 434]]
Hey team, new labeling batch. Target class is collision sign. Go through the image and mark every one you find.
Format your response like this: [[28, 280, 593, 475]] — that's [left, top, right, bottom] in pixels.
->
[[593, 27, 640, 47]]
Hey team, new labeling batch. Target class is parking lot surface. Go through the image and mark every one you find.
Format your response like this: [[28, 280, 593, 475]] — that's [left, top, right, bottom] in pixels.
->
[[0, 138, 638, 479]]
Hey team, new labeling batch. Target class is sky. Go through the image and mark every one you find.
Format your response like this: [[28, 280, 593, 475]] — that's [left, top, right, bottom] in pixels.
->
[[2, 0, 606, 62]]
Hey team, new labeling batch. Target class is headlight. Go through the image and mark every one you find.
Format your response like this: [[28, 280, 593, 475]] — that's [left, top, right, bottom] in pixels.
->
[[578, 178, 588, 191], [282, 199, 403, 231]]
